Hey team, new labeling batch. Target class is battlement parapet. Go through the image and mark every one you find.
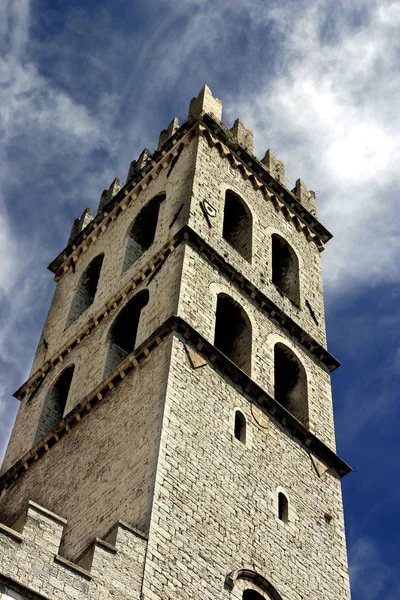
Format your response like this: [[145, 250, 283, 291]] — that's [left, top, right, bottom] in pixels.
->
[[0, 500, 147, 599], [127, 148, 152, 183], [68, 208, 93, 244], [188, 84, 223, 121], [230, 118, 254, 153], [158, 116, 180, 150], [98, 177, 121, 213], [292, 178, 318, 217], [261, 149, 285, 186]]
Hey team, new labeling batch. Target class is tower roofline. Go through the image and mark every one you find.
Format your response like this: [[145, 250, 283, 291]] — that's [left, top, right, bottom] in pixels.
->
[[48, 112, 331, 279]]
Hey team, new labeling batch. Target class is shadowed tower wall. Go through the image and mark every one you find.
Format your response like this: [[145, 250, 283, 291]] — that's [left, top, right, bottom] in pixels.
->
[[0, 86, 352, 600]]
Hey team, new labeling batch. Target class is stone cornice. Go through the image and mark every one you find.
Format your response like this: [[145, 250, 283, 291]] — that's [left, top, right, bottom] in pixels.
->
[[16, 225, 338, 403], [48, 113, 330, 281], [200, 112, 332, 245], [47, 121, 199, 280], [183, 227, 340, 372], [0, 316, 351, 497], [15, 236, 182, 402]]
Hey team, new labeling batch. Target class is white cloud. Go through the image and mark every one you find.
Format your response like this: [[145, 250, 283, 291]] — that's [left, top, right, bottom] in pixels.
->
[[231, 0, 400, 295], [349, 536, 398, 600]]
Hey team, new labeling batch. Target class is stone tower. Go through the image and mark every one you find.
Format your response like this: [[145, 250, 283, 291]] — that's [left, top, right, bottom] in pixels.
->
[[0, 86, 352, 600]]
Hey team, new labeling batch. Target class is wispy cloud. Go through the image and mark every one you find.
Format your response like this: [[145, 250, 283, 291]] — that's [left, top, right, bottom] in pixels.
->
[[349, 536, 400, 600], [231, 0, 400, 294]]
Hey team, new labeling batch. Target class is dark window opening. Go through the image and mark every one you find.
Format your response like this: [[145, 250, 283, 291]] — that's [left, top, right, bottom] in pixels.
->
[[278, 492, 289, 523], [66, 254, 104, 327], [123, 193, 165, 272], [234, 411, 246, 444], [274, 343, 308, 427], [104, 290, 149, 376], [214, 294, 252, 375], [243, 591, 266, 600], [272, 234, 300, 306], [222, 190, 252, 262], [34, 366, 74, 443]]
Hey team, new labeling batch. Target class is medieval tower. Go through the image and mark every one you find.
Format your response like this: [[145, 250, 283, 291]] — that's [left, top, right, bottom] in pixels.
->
[[0, 87, 352, 600]]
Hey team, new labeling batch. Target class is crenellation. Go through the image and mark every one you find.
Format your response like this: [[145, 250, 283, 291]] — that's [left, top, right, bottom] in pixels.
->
[[157, 117, 179, 150], [230, 118, 254, 154], [98, 177, 121, 213], [127, 148, 152, 182], [0, 501, 147, 599], [68, 208, 93, 245], [292, 178, 318, 217], [261, 149, 285, 186], [188, 84, 223, 121]]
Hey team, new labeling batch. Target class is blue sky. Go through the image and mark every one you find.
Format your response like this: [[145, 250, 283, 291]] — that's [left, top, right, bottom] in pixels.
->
[[1, 1, 399, 598]]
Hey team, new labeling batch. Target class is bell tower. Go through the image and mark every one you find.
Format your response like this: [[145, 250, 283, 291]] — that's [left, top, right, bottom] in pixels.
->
[[0, 86, 352, 600]]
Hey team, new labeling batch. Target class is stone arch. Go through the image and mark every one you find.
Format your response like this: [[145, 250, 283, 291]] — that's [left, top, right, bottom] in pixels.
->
[[104, 289, 149, 376], [122, 193, 165, 272], [274, 342, 308, 427], [222, 189, 252, 262], [66, 254, 104, 327], [271, 233, 300, 307], [225, 569, 284, 600], [34, 365, 75, 443], [214, 293, 252, 375]]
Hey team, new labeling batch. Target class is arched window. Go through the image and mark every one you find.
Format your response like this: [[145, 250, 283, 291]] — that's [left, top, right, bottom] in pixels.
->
[[123, 193, 165, 272], [226, 570, 283, 600], [243, 591, 266, 600], [214, 294, 252, 375], [271, 234, 300, 306], [274, 343, 308, 427], [104, 290, 149, 376], [278, 492, 289, 523], [34, 365, 74, 443], [66, 254, 104, 327], [234, 410, 246, 444], [222, 190, 252, 262]]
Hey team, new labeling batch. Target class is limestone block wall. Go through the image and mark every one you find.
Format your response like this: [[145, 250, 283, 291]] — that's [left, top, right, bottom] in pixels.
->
[[3, 246, 185, 472], [178, 244, 336, 450], [189, 135, 327, 347], [0, 501, 146, 599], [0, 340, 171, 561], [29, 137, 197, 376], [141, 337, 351, 600]]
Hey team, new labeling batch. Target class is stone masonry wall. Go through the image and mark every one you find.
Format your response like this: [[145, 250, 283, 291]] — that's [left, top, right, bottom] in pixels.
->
[[178, 244, 336, 450], [29, 136, 197, 377], [0, 339, 172, 561], [141, 336, 351, 600], [2, 245, 185, 472], [0, 501, 147, 599], [189, 135, 327, 347]]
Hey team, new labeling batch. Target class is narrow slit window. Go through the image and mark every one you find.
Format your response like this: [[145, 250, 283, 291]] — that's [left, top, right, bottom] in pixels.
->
[[274, 343, 308, 427], [104, 290, 149, 376], [278, 492, 289, 523], [234, 411, 246, 444], [222, 190, 252, 262], [123, 193, 165, 272], [214, 293, 252, 375], [35, 365, 74, 443], [66, 254, 104, 327], [271, 234, 300, 306]]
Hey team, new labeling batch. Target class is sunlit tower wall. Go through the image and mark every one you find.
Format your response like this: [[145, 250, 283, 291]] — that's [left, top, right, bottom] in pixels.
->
[[0, 86, 352, 600]]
